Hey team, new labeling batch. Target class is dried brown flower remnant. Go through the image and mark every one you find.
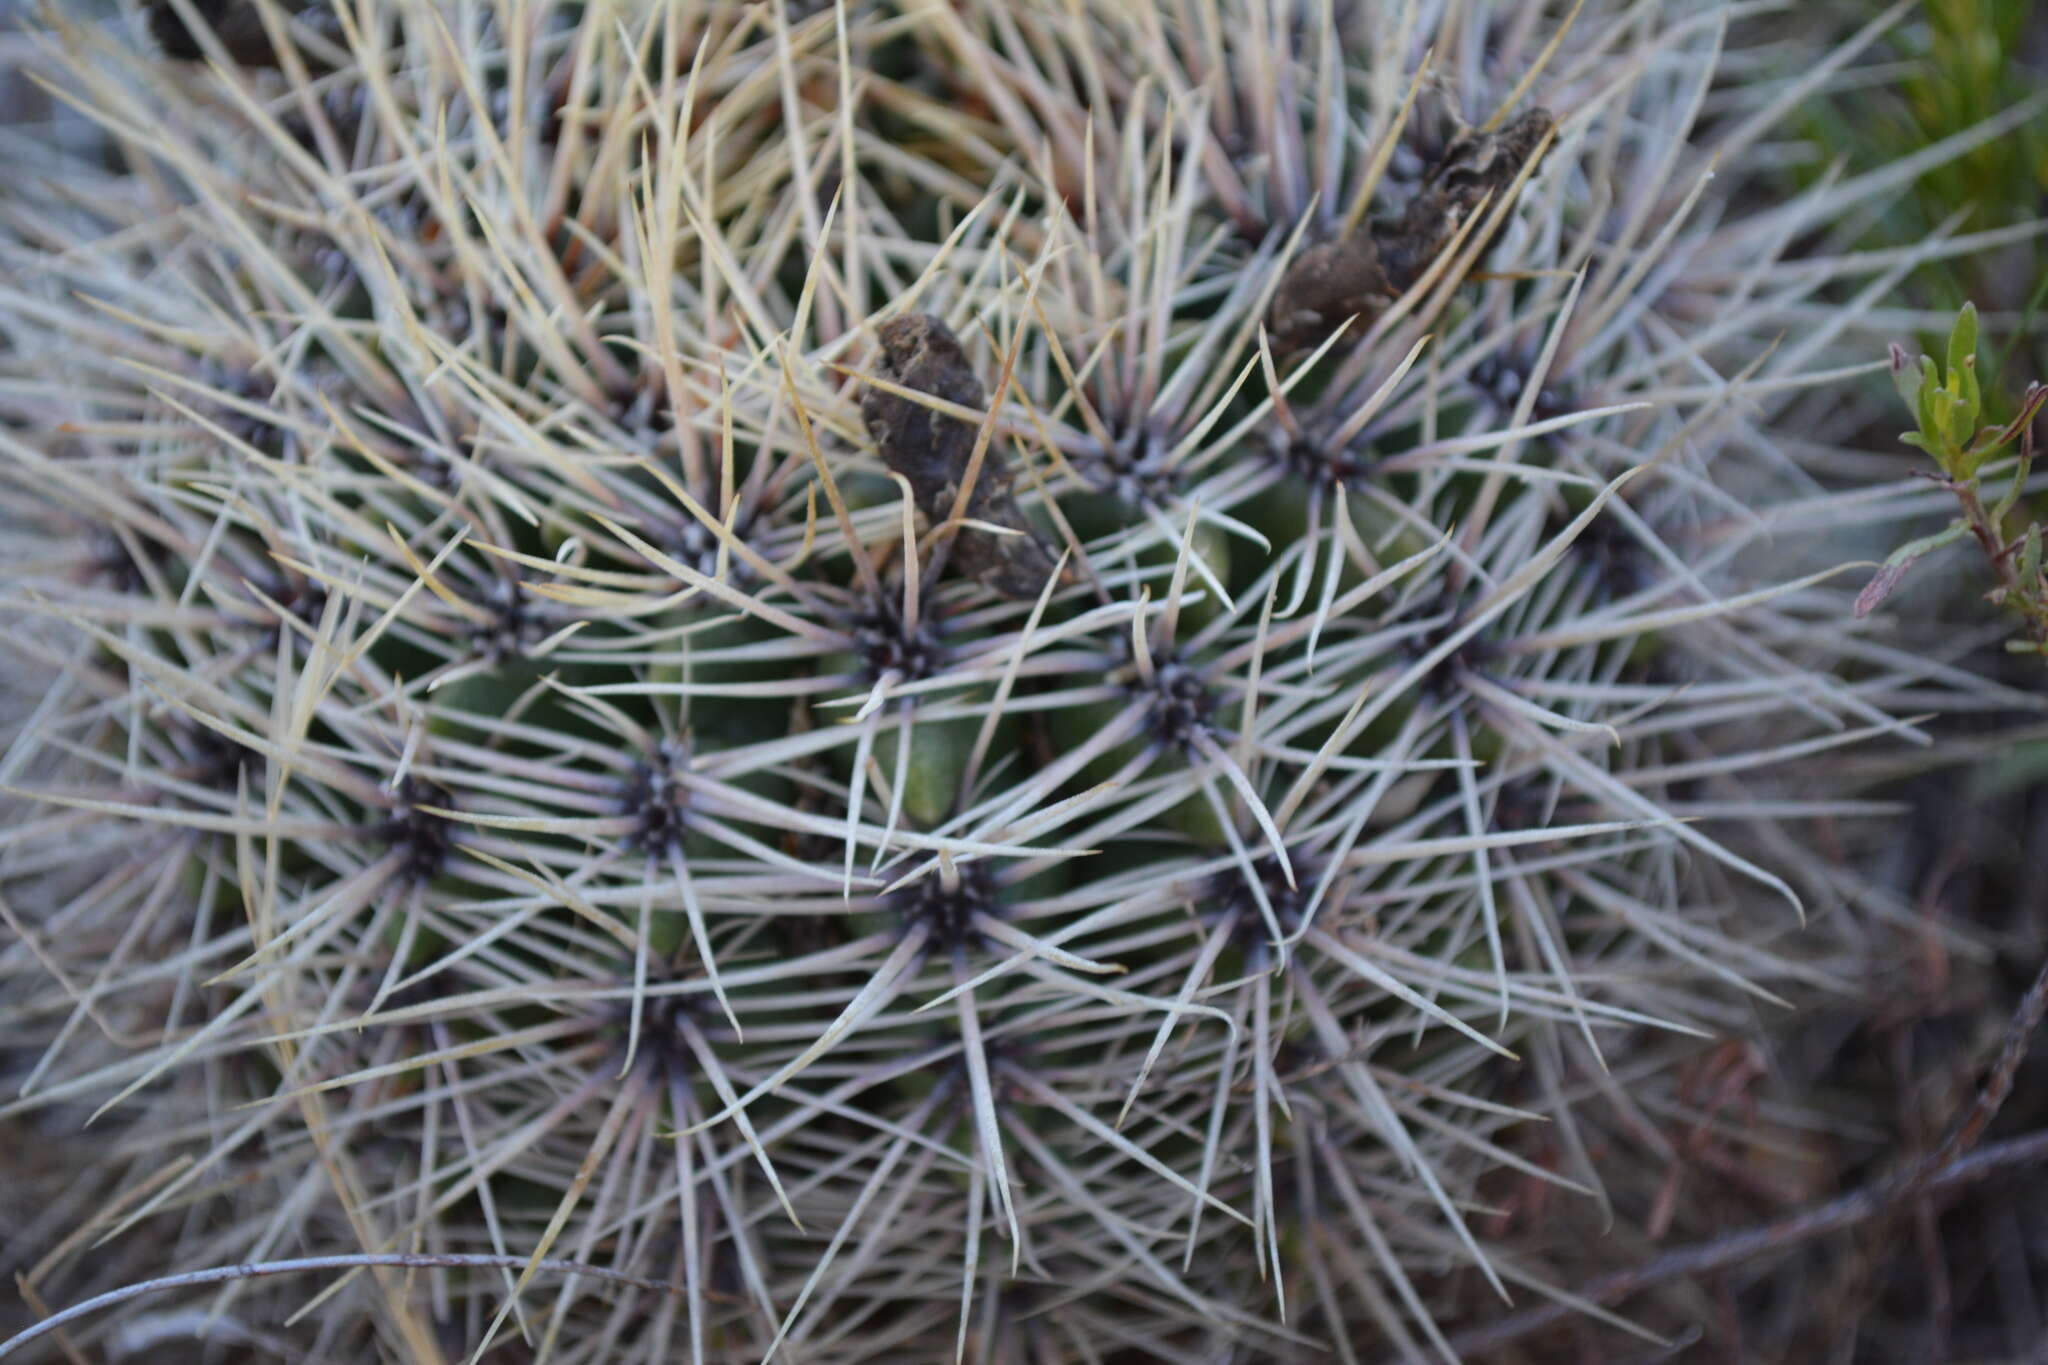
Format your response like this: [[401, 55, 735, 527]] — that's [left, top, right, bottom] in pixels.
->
[[1269, 107, 1556, 356], [145, 0, 339, 69], [859, 313, 1060, 599], [1266, 234, 1399, 360]]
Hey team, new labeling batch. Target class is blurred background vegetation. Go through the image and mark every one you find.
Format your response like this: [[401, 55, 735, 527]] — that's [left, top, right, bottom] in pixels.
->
[[1799, 0, 2047, 408]]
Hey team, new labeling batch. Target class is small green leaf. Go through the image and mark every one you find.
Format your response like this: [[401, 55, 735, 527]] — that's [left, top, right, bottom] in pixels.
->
[[1917, 359, 1942, 450], [2021, 525, 2043, 592], [1853, 519, 1969, 616], [1929, 387, 1961, 469], [1889, 343, 1923, 412], [1946, 302, 1978, 393], [1948, 386, 1977, 465]]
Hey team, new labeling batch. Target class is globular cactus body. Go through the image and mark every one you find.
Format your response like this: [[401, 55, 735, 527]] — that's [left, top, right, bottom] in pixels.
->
[[0, 2, 2024, 1362]]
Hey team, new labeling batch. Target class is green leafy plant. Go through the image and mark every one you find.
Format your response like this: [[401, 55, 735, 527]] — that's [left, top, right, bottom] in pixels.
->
[[1858, 302, 2048, 655], [1789, 1, 2048, 402]]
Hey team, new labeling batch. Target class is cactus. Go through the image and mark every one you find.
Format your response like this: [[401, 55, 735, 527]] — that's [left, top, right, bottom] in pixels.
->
[[0, 2, 2027, 1361]]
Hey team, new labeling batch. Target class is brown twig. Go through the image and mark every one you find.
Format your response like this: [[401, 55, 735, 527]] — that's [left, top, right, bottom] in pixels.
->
[[1421, 1128, 2048, 1363], [1416, 952, 2048, 1362], [1949, 466, 2048, 651], [1914, 951, 2048, 1182]]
